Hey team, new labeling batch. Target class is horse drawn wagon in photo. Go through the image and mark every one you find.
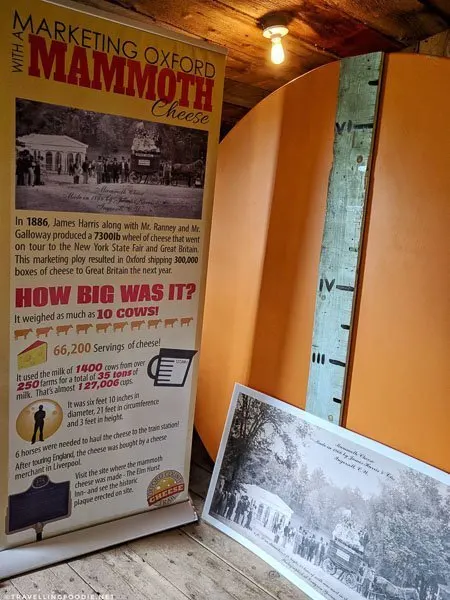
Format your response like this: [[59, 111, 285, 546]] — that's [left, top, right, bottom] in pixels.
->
[[129, 123, 162, 184], [371, 576, 420, 600], [170, 159, 205, 187], [129, 149, 162, 184], [323, 539, 367, 589]]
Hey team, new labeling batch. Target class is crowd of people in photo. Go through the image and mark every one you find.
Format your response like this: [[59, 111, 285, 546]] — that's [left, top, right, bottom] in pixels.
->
[[16, 150, 44, 187], [16, 139, 203, 189], [15, 151, 132, 186], [216, 489, 256, 529], [15, 151, 184, 186], [212, 486, 381, 599], [213, 487, 329, 563], [69, 156, 131, 184], [292, 526, 329, 565]]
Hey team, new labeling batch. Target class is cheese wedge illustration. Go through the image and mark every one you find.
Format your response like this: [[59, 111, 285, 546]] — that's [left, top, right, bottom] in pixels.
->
[[17, 340, 48, 370]]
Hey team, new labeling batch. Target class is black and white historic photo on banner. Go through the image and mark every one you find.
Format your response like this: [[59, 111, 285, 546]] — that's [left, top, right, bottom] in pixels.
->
[[15, 98, 208, 218], [204, 385, 449, 600]]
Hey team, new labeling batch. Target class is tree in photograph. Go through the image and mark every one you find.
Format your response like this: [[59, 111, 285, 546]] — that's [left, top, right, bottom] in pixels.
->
[[158, 124, 206, 163], [67, 112, 82, 141], [220, 394, 304, 491], [288, 462, 310, 513], [366, 470, 449, 594], [97, 114, 120, 156]]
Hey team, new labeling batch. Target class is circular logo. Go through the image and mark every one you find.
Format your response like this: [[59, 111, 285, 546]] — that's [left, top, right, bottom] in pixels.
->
[[147, 470, 185, 508]]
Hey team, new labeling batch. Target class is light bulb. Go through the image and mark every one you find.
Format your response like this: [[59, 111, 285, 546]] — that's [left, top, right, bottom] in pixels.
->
[[263, 24, 288, 65], [271, 36, 285, 64]]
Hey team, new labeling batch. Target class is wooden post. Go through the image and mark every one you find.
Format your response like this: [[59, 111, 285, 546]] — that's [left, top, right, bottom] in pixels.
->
[[305, 52, 384, 424]]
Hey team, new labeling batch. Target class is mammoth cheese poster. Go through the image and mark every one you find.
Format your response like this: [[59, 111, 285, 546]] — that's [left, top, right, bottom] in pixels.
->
[[205, 385, 449, 600], [0, 0, 225, 572]]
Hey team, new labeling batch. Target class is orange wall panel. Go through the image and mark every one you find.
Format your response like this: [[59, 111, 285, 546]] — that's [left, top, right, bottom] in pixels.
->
[[196, 92, 285, 459], [248, 64, 339, 402], [196, 54, 450, 472]]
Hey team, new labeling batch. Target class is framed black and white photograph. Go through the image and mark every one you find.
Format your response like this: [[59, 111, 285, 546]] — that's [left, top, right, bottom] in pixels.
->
[[15, 98, 208, 219], [204, 384, 449, 600]]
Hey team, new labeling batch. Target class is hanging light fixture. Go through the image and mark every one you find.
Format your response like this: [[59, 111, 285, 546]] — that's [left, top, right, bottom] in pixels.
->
[[259, 11, 291, 65], [263, 25, 289, 65]]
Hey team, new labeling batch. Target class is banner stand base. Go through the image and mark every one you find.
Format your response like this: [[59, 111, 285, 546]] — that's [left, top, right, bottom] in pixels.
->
[[0, 498, 198, 580]]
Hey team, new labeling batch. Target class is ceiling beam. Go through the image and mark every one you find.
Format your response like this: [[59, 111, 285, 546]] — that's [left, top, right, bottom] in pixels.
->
[[214, 1, 404, 54], [75, 0, 334, 91], [223, 80, 270, 109], [321, 0, 449, 43]]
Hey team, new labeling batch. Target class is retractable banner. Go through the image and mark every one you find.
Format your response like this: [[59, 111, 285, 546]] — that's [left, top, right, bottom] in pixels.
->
[[0, 0, 225, 576]]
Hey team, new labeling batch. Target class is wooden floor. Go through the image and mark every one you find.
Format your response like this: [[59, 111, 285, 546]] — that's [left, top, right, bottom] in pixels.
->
[[1, 434, 305, 600]]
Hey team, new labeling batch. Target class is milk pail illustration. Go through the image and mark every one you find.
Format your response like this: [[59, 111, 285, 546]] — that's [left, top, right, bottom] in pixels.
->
[[147, 348, 197, 387]]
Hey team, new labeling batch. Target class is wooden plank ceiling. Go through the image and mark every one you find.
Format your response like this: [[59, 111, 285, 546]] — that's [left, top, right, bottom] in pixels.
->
[[78, 0, 450, 136]]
